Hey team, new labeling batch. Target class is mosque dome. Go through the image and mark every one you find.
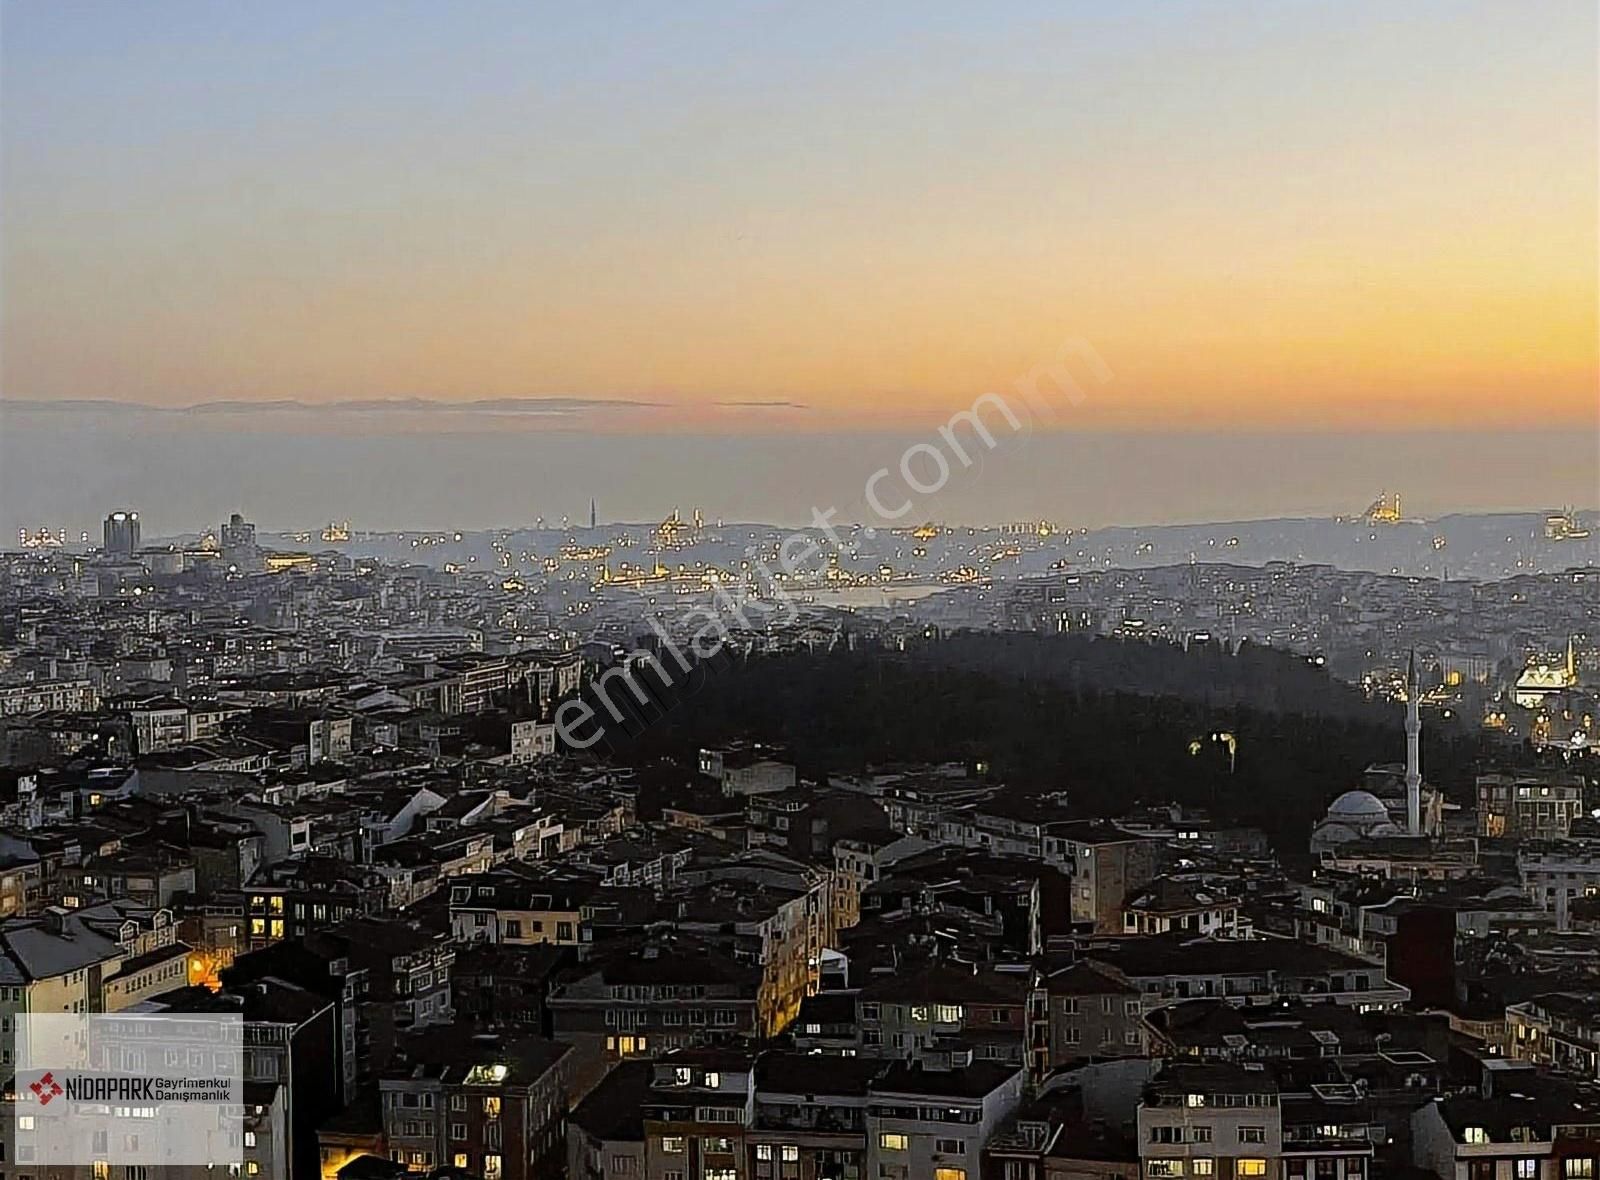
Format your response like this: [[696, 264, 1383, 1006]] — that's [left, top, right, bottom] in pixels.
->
[[1326, 790, 1390, 822]]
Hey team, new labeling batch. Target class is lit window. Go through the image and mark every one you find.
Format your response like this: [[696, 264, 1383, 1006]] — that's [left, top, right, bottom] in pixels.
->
[[782, 1146, 799, 1162], [1464, 1128, 1489, 1145], [661, 1136, 685, 1153], [1193, 1161, 1215, 1176], [1186, 1094, 1206, 1108], [880, 1133, 909, 1151], [756, 1145, 773, 1161], [1148, 1163, 1185, 1179], [1516, 1161, 1538, 1180], [1239, 1161, 1268, 1177], [935, 1170, 967, 1180]]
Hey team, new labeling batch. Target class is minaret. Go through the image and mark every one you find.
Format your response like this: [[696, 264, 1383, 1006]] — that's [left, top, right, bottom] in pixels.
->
[[1405, 649, 1422, 835], [590, 499, 597, 530]]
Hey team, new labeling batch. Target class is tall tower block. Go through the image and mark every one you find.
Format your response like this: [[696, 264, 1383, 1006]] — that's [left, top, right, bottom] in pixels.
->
[[1405, 650, 1422, 835]]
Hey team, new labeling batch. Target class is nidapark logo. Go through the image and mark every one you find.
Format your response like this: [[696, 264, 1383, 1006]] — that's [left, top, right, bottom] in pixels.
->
[[28, 1070, 63, 1106]]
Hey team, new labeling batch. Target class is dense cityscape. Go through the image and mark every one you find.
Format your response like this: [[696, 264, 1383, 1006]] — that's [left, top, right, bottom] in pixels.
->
[[5, 2, 1598, 1179], [0, 501, 1597, 1180]]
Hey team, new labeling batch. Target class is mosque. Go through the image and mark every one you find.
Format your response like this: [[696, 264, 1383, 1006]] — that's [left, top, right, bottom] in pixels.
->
[[1310, 653, 1445, 855], [1512, 638, 1578, 710]]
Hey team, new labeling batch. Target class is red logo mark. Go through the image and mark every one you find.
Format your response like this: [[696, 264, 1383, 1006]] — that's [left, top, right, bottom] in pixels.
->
[[30, 1071, 63, 1106]]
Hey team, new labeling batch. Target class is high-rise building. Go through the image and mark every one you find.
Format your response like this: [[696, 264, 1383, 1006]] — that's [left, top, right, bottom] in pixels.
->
[[102, 509, 140, 555], [221, 511, 260, 568]]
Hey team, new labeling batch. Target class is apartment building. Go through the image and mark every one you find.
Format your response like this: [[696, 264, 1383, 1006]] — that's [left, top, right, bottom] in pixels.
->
[[866, 1058, 1024, 1180], [381, 1027, 573, 1180], [546, 938, 760, 1098], [640, 1050, 757, 1180], [855, 961, 1036, 1070], [1411, 1074, 1600, 1180], [1505, 993, 1600, 1079], [1056, 822, 1162, 933], [1477, 773, 1586, 841], [1045, 958, 1149, 1067], [1139, 1062, 1284, 1180], [1518, 844, 1600, 931], [447, 868, 595, 947]]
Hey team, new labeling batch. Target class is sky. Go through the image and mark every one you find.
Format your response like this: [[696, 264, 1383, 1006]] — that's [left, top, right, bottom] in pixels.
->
[[1, 1, 1596, 531]]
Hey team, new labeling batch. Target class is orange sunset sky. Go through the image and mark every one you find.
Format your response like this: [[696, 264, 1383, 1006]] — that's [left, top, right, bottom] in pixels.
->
[[1, 1, 1596, 437]]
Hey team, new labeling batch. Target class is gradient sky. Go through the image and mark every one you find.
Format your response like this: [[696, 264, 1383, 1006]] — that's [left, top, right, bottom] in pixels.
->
[[3, 0, 1596, 439]]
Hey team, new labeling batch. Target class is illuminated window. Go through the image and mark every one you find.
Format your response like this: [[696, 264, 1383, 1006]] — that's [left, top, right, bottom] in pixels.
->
[[756, 1145, 773, 1161], [1565, 1163, 1594, 1180], [661, 1136, 685, 1153], [1464, 1128, 1489, 1145], [1186, 1094, 1206, 1108], [453, 1155, 468, 1170], [1193, 1161, 1215, 1176], [482, 1096, 500, 1118], [935, 1170, 967, 1180], [1239, 1161, 1268, 1177], [1516, 1161, 1538, 1180], [880, 1133, 909, 1151], [783, 1146, 799, 1162], [1148, 1163, 1185, 1179]]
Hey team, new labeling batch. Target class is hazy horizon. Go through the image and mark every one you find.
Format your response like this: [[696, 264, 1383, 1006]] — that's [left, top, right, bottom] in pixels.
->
[[2, 414, 1594, 538]]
